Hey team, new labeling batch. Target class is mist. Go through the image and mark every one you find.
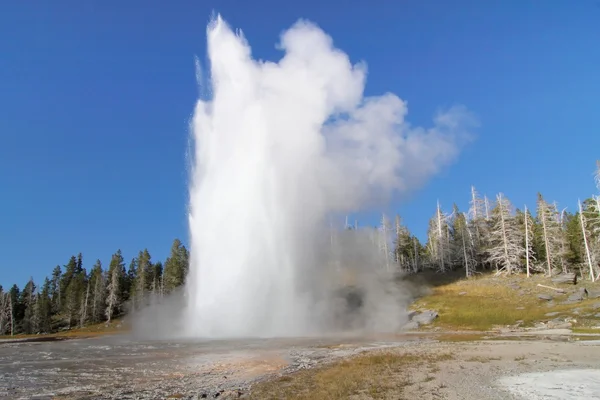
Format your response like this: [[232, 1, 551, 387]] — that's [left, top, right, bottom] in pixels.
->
[[134, 15, 474, 339]]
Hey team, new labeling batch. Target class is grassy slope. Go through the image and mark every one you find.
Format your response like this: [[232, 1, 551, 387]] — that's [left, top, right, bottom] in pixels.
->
[[411, 273, 600, 331], [0, 319, 127, 340], [252, 272, 600, 399]]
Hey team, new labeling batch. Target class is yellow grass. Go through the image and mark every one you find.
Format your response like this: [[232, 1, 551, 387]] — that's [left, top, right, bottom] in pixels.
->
[[249, 351, 453, 400], [411, 273, 600, 331], [0, 319, 127, 341]]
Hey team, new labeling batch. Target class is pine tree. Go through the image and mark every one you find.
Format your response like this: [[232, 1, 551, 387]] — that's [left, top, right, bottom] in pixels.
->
[[393, 215, 414, 272], [105, 262, 121, 323], [134, 249, 152, 309], [163, 239, 189, 293], [50, 265, 62, 314], [150, 261, 163, 297], [89, 260, 105, 323], [9, 285, 21, 335], [20, 278, 36, 334], [106, 250, 125, 321], [124, 258, 136, 304], [37, 278, 52, 333]]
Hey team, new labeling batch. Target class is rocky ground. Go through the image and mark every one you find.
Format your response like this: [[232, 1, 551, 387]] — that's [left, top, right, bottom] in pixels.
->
[[0, 333, 430, 399], [2, 330, 600, 399]]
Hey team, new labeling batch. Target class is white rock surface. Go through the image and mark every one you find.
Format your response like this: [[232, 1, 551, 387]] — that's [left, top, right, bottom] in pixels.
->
[[500, 369, 600, 399]]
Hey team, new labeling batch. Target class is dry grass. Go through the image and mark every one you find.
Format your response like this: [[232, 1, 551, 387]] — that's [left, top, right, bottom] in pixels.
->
[[0, 319, 126, 341], [249, 351, 453, 400], [411, 273, 600, 331]]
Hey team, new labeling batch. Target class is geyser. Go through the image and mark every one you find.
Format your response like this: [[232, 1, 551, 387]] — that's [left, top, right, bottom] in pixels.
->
[[185, 15, 474, 338]]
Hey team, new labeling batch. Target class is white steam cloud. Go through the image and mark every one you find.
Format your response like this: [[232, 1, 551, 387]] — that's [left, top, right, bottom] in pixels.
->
[[183, 15, 475, 338]]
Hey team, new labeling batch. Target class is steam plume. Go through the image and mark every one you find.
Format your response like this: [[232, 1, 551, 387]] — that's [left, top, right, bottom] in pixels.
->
[[184, 15, 475, 338]]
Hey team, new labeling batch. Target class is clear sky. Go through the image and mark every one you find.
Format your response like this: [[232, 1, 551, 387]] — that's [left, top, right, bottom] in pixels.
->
[[1, 1, 599, 289]]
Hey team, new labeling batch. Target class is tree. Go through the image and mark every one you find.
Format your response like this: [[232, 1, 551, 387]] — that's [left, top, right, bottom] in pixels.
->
[[486, 194, 524, 274], [163, 239, 189, 293], [595, 160, 600, 191], [150, 261, 163, 297], [394, 215, 414, 272], [105, 250, 125, 321], [105, 262, 121, 323], [536, 193, 564, 276], [133, 249, 152, 309], [468, 186, 491, 270], [379, 214, 392, 271], [89, 260, 105, 323], [20, 278, 36, 334], [578, 200, 596, 281], [450, 205, 476, 277], [426, 201, 452, 272], [520, 206, 537, 277], [50, 265, 62, 314], [8, 285, 20, 335], [37, 278, 52, 333]]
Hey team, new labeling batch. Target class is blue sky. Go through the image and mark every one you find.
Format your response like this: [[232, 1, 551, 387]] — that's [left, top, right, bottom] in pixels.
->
[[1, 0, 599, 288]]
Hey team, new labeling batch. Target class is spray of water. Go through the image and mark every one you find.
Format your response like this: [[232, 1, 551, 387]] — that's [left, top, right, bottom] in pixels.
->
[[184, 15, 474, 338]]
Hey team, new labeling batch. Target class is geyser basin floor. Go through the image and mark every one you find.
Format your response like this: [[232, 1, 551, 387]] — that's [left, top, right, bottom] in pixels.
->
[[2, 336, 600, 399], [0, 334, 425, 399]]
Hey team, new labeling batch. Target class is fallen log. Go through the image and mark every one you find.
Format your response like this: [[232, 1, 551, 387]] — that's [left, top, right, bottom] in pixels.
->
[[537, 284, 566, 293]]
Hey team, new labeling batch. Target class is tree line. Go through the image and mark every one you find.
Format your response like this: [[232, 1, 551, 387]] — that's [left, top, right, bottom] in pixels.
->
[[0, 239, 188, 336], [370, 162, 600, 280]]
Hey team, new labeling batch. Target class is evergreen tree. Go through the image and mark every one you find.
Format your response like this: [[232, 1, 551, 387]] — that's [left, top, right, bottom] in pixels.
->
[[393, 215, 414, 272], [20, 278, 36, 334], [37, 278, 52, 333], [163, 239, 189, 293], [49, 265, 62, 314], [133, 249, 152, 309], [106, 250, 125, 319], [150, 261, 163, 296], [89, 260, 105, 323], [9, 285, 22, 334], [125, 258, 137, 304]]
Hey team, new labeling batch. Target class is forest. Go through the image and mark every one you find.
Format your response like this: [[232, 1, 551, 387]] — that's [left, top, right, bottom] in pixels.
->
[[1, 163, 599, 336], [0, 239, 189, 336]]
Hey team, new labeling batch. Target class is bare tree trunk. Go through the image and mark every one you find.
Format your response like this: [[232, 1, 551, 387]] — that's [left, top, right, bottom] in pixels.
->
[[498, 194, 510, 274], [525, 205, 531, 278], [413, 237, 419, 273], [9, 294, 14, 336], [436, 201, 445, 273], [80, 282, 90, 328], [381, 214, 390, 272], [540, 202, 552, 277], [484, 196, 490, 220], [579, 200, 595, 282], [462, 226, 469, 278]]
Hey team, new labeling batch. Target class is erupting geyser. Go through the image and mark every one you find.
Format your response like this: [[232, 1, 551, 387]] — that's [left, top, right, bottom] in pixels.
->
[[185, 15, 474, 338]]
